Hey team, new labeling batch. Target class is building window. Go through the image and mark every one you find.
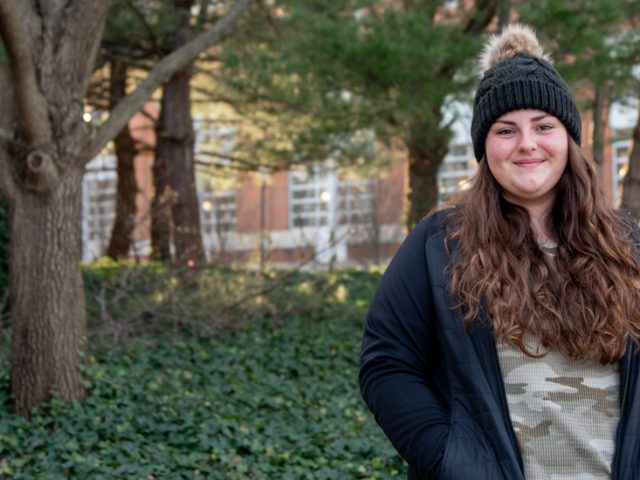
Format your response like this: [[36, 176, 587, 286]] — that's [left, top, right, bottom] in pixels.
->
[[612, 139, 631, 207], [200, 190, 237, 233], [288, 165, 377, 229], [338, 178, 375, 225], [437, 143, 476, 204], [289, 166, 332, 228], [82, 154, 117, 261]]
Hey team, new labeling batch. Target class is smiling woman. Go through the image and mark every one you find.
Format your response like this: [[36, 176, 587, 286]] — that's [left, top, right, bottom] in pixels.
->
[[485, 109, 569, 237], [360, 24, 640, 480]]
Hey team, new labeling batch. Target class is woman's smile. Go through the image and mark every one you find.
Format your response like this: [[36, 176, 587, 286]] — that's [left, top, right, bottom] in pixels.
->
[[513, 157, 545, 167], [485, 109, 569, 212]]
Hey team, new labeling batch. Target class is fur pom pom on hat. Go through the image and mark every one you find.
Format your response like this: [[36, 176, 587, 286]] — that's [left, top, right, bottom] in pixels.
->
[[479, 23, 546, 71], [471, 24, 581, 162]]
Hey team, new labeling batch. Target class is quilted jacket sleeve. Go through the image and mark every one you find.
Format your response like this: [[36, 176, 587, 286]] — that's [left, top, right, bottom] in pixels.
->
[[359, 217, 449, 478]]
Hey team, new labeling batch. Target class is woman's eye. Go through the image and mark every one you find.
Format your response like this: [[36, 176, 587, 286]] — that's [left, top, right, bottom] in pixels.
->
[[496, 129, 514, 135], [537, 124, 553, 131]]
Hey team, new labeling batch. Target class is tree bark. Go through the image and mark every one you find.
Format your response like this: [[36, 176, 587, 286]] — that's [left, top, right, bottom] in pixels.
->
[[163, 71, 205, 269], [0, 0, 109, 416], [0, 0, 254, 415], [10, 169, 86, 415], [159, 0, 205, 270], [405, 112, 451, 229], [106, 60, 138, 260], [151, 105, 173, 261], [620, 93, 640, 218], [592, 82, 611, 166]]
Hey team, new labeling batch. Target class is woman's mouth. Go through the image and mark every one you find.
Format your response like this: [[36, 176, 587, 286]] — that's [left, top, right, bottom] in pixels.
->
[[513, 158, 545, 167]]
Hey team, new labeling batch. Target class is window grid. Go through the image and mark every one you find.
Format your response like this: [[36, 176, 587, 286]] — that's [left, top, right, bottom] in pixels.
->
[[437, 143, 476, 204], [337, 179, 375, 226], [82, 154, 117, 258], [289, 167, 377, 229], [200, 190, 237, 235], [289, 167, 332, 228], [612, 139, 631, 208]]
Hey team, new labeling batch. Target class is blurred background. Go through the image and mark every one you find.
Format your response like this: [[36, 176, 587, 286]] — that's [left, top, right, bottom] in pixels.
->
[[82, 0, 640, 270], [0, 0, 639, 478]]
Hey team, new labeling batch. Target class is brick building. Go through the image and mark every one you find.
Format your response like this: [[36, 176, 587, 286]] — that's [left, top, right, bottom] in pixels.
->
[[82, 101, 638, 266]]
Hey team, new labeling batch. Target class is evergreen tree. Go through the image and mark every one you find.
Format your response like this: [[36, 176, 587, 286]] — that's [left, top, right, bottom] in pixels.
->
[[220, 0, 498, 227]]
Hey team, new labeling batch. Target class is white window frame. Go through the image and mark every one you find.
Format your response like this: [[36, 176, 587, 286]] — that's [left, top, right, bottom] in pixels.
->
[[612, 139, 631, 208], [437, 143, 476, 204], [337, 178, 375, 226], [288, 165, 335, 229], [82, 154, 118, 261]]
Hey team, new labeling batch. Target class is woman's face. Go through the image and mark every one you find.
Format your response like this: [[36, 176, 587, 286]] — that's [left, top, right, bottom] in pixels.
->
[[485, 109, 569, 212]]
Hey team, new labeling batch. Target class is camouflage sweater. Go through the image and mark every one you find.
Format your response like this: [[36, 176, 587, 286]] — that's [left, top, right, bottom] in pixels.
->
[[498, 335, 620, 480]]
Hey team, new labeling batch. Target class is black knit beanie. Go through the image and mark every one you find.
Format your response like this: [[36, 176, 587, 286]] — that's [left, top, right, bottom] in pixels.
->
[[470, 24, 581, 161]]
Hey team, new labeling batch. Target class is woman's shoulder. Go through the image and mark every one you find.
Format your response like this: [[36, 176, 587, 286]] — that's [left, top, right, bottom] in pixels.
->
[[416, 207, 458, 240], [616, 208, 640, 245]]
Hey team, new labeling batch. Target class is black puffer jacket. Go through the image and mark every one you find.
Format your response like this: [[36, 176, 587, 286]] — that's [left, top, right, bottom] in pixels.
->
[[359, 209, 640, 479]]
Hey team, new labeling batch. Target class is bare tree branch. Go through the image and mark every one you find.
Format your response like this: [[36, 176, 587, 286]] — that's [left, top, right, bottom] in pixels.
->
[[0, 150, 18, 204], [0, 128, 13, 144], [257, 0, 283, 38], [60, 0, 110, 98], [0, 60, 19, 201], [199, 149, 281, 172], [0, 0, 52, 146], [124, 0, 164, 56], [90, 0, 255, 159], [24, 150, 60, 193], [461, 0, 498, 35]]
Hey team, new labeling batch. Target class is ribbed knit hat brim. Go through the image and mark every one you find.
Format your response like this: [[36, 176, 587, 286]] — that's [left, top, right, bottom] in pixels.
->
[[471, 73, 582, 161]]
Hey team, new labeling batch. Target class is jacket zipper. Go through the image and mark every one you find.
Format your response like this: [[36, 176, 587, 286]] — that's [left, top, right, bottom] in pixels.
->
[[621, 341, 633, 412], [612, 340, 634, 480]]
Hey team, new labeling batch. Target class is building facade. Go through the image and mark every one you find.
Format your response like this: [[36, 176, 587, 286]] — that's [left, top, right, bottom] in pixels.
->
[[82, 103, 638, 266]]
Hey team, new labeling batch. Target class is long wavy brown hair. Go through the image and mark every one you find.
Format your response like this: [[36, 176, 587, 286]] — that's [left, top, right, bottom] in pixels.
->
[[446, 139, 640, 364]]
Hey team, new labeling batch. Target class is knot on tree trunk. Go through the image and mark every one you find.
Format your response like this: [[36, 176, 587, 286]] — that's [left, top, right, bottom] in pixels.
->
[[25, 149, 60, 194]]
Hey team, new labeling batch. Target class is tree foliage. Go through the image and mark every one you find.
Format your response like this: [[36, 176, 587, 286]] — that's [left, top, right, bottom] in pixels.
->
[[519, 0, 638, 94], [223, 1, 471, 155], [220, 0, 496, 224]]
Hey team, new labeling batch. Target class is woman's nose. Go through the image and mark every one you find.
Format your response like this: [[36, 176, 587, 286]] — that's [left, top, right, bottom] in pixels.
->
[[518, 131, 537, 152]]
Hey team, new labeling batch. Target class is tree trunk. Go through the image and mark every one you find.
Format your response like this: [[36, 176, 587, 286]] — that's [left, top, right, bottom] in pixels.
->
[[498, 0, 511, 29], [620, 94, 640, 218], [0, 0, 253, 416], [106, 60, 138, 260], [162, 69, 205, 268], [403, 4, 494, 230], [592, 82, 611, 166], [10, 167, 86, 415], [405, 115, 451, 229], [151, 107, 173, 261]]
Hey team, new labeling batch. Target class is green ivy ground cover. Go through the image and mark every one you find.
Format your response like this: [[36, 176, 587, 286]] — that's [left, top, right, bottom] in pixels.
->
[[0, 270, 405, 479]]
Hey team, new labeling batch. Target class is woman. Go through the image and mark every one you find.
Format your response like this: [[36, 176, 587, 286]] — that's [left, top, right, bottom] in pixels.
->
[[359, 24, 640, 480]]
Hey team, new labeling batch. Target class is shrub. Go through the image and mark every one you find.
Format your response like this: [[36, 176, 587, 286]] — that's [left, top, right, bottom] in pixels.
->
[[82, 263, 384, 346], [0, 316, 404, 478], [0, 266, 405, 478]]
